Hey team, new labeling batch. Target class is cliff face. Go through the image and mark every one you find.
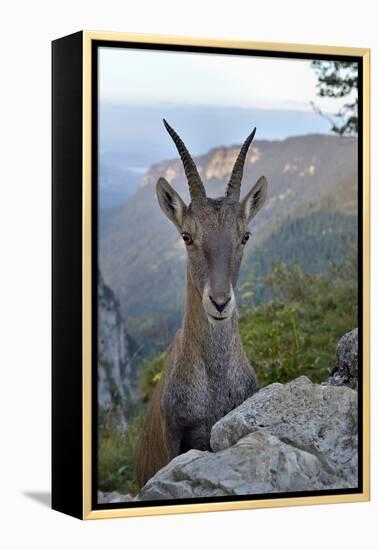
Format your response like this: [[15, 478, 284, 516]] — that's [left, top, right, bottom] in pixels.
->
[[98, 271, 135, 414]]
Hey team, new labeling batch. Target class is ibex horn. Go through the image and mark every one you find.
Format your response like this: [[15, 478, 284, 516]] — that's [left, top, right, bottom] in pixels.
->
[[163, 119, 206, 202], [226, 127, 257, 201]]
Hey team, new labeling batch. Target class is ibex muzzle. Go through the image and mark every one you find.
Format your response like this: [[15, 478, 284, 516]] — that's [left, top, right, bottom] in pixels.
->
[[134, 120, 268, 488]]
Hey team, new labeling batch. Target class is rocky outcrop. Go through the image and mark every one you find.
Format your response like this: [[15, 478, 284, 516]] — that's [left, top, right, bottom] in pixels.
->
[[98, 490, 134, 504], [139, 431, 346, 501], [210, 377, 357, 473], [325, 328, 358, 389], [138, 376, 357, 500], [211, 376, 357, 481], [98, 271, 135, 415]]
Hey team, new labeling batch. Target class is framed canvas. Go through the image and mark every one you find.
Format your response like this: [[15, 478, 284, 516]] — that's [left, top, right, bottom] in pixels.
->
[[52, 31, 370, 520]]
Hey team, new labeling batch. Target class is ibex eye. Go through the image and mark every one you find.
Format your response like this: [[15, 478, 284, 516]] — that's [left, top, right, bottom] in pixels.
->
[[242, 232, 250, 245], [181, 232, 193, 245]]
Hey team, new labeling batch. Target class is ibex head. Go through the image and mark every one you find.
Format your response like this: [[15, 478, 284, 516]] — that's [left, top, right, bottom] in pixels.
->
[[156, 120, 268, 325]]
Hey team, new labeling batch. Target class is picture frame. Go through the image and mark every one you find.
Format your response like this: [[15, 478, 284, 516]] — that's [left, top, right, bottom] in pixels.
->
[[52, 30, 370, 520]]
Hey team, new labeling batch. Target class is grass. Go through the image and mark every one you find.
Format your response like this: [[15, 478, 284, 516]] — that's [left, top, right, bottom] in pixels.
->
[[98, 407, 142, 495]]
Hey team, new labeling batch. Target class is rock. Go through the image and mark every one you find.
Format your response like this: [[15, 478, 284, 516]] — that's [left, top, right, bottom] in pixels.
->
[[138, 428, 348, 501], [325, 328, 358, 389], [98, 490, 134, 504], [138, 376, 358, 500], [211, 376, 357, 485], [98, 271, 135, 417]]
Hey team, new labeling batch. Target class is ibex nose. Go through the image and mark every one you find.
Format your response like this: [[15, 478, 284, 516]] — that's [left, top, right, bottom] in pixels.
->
[[209, 294, 231, 313]]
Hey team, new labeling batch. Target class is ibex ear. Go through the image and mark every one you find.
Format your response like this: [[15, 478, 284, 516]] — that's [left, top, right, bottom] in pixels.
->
[[156, 177, 187, 231], [240, 176, 268, 224]]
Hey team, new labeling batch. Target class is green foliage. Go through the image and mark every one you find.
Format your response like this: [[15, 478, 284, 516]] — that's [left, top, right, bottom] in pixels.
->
[[311, 60, 358, 136], [98, 407, 142, 495], [138, 352, 166, 402], [97, 352, 168, 495], [239, 254, 357, 387]]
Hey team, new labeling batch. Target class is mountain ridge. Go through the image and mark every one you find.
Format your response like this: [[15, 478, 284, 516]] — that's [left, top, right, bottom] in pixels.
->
[[100, 133, 357, 322]]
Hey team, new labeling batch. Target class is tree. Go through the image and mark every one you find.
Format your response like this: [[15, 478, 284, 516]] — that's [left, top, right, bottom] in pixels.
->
[[311, 61, 358, 136]]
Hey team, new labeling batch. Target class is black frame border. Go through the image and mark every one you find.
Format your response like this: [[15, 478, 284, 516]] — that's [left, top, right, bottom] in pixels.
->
[[52, 31, 84, 519]]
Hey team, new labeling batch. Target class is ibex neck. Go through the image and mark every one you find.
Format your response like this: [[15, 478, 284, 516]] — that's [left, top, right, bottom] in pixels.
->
[[182, 268, 241, 359]]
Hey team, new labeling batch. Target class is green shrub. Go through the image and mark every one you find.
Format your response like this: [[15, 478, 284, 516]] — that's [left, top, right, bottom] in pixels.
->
[[98, 353, 166, 495], [239, 257, 357, 387], [138, 352, 166, 402], [98, 408, 142, 495]]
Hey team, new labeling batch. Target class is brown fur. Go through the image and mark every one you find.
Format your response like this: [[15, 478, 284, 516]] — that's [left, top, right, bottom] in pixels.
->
[[134, 378, 168, 488]]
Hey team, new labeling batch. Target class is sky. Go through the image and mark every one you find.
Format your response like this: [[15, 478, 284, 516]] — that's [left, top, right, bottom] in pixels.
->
[[97, 45, 357, 210], [98, 46, 350, 113]]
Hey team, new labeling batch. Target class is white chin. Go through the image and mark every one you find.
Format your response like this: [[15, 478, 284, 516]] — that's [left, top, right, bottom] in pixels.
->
[[206, 313, 231, 326]]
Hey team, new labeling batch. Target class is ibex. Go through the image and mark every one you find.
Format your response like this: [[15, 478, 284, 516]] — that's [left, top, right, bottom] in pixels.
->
[[134, 120, 268, 488]]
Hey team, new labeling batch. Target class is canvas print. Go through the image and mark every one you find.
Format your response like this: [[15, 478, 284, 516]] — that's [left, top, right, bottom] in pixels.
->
[[96, 46, 360, 506]]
